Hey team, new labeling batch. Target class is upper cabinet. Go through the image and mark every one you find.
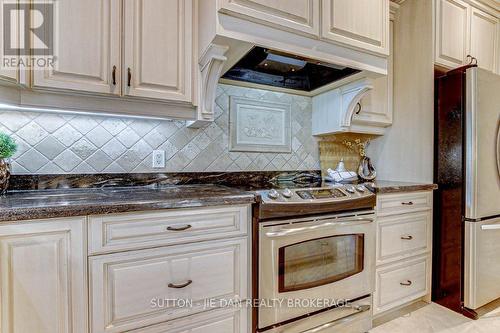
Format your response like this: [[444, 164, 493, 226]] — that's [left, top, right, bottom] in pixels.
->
[[469, 7, 499, 73], [312, 13, 395, 136], [435, 0, 470, 68], [0, 0, 19, 84], [352, 20, 394, 128], [1, 0, 196, 120], [218, 0, 320, 36], [321, 0, 390, 55], [213, 0, 390, 58], [435, 0, 500, 73], [123, 0, 193, 102], [34, 0, 193, 103], [33, 0, 121, 95]]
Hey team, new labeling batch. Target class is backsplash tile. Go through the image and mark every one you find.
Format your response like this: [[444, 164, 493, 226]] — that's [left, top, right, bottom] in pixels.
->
[[1, 84, 320, 174]]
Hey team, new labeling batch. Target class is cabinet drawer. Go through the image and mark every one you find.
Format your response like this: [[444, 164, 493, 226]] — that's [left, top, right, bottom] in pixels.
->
[[89, 238, 248, 333], [129, 308, 247, 332], [376, 192, 432, 216], [374, 256, 429, 315], [377, 211, 432, 265], [88, 205, 249, 254]]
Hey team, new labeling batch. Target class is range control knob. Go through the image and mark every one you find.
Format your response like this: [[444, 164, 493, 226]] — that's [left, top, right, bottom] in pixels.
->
[[356, 185, 366, 193], [268, 189, 280, 200], [346, 186, 356, 194], [282, 188, 293, 198]]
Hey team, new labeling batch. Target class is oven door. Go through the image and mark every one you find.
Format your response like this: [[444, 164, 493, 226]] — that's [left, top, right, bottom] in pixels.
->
[[258, 213, 375, 330]]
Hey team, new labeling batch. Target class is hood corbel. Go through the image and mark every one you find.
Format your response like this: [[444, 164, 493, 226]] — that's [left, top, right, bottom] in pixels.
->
[[339, 79, 374, 129], [187, 44, 229, 128]]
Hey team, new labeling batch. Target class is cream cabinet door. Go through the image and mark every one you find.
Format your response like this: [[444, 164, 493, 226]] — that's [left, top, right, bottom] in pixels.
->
[[0, 218, 87, 333], [469, 7, 499, 73], [321, 0, 389, 55], [435, 0, 470, 68], [0, 0, 18, 83], [32, 0, 121, 95], [218, 0, 320, 35], [123, 0, 193, 103]]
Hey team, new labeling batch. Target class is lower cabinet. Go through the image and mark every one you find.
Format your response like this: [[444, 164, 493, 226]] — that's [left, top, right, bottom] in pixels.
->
[[0, 218, 88, 333], [89, 204, 251, 333], [89, 237, 248, 333], [0, 205, 251, 333], [373, 191, 433, 316], [374, 255, 430, 314]]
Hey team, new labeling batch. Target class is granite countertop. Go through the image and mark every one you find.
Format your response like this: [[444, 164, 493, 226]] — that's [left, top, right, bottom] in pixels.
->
[[0, 185, 256, 223], [364, 180, 438, 194]]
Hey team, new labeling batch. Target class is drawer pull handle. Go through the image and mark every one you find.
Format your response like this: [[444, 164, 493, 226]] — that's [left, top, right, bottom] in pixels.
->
[[112, 65, 117, 85], [401, 235, 413, 240], [402, 201, 414, 206], [168, 280, 193, 289], [166, 225, 192, 232], [400, 280, 412, 286]]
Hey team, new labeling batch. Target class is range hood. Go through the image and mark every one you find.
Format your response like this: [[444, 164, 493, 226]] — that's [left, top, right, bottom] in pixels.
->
[[221, 47, 361, 93], [188, 6, 389, 128]]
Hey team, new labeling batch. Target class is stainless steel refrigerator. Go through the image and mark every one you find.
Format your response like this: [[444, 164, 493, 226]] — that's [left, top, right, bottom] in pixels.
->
[[433, 66, 500, 318]]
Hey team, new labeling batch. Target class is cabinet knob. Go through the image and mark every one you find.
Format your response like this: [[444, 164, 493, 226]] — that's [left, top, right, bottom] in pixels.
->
[[127, 67, 132, 87], [112, 66, 117, 86], [401, 235, 413, 240], [401, 201, 414, 206], [400, 280, 412, 286]]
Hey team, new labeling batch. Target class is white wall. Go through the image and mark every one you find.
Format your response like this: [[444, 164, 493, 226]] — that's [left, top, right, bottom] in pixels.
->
[[368, 0, 435, 183]]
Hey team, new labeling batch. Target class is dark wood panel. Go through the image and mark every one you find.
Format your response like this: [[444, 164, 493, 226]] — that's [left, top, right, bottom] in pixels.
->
[[432, 66, 468, 314]]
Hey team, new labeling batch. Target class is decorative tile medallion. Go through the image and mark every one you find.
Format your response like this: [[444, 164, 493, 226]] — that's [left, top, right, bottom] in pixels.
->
[[229, 97, 292, 153]]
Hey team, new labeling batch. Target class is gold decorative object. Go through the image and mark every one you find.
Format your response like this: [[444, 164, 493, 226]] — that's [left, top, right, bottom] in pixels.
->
[[318, 133, 376, 178], [0, 159, 11, 195], [341, 138, 370, 157]]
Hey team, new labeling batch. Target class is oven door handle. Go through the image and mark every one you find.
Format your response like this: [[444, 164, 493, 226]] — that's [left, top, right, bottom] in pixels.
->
[[265, 218, 374, 238], [301, 304, 371, 333]]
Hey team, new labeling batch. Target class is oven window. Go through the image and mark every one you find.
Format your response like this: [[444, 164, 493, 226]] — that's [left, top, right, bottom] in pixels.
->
[[278, 234, 364, 292]]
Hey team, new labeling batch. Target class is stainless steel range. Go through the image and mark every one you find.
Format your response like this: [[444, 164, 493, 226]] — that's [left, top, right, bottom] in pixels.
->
[[253, 184, 376, 333]]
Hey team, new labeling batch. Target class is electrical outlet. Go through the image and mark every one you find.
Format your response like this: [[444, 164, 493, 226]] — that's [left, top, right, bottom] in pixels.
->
[[152, 150, 165, 168]]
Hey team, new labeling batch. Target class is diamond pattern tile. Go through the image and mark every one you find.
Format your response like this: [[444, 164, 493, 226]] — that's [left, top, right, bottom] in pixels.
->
[[34, 114, 67, 133], [53, 124, 82, 147], [35, 137, 66, 160], [16, 122, 48, 145], [15, 149, 49, 172], [85, 126, 113, 148], [101, 138, 127, 160], [1, 84, 319, 174], [53, 150, 83, 172]]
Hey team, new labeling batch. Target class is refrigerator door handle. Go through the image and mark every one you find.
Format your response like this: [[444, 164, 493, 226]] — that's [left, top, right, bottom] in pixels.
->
[[497, 121, 500, 179], [481, 220, 500, 230], [481, 223, 500, 230]]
